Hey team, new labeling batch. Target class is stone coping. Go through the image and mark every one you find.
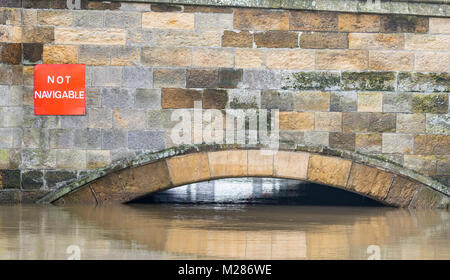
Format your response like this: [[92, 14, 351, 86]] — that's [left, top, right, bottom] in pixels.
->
[[109, 0, 450, 17], [37, 143, 450, 204]]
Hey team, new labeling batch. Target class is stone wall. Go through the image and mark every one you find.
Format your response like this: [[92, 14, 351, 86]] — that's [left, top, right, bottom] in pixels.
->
[[0, 0, 449, 203]]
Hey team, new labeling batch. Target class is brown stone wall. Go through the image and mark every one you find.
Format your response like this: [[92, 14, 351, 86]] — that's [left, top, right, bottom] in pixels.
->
[[0, 0, 448, 202]]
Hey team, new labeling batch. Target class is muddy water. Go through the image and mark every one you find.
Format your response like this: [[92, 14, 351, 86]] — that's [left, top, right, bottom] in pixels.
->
[[0, 204, 449, 260]]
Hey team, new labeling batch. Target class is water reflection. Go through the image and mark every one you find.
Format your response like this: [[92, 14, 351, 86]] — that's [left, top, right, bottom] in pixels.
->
[[0, 204, 449, 259]]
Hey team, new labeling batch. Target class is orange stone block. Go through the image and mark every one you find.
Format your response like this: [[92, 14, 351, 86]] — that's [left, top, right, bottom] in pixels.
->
[[307, 155, 352, 187], [347, 163, 393, 200], [167, 153, 210, 186]]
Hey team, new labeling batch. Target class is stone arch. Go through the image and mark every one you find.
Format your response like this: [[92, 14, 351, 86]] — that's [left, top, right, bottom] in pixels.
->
[[38, 145, 450, 209]]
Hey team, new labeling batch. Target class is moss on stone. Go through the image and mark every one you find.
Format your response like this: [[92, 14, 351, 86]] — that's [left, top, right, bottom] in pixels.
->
[[282, 71, 340, 90], [412, 94, 448, 113], [342, 71, 396, 91]]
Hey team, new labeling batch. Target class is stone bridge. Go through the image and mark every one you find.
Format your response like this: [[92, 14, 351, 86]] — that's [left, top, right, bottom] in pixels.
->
[[0, 0, 449, 207]]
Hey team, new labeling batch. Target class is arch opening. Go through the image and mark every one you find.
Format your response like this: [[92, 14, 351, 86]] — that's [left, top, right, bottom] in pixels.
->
[[129, 178, 385, 207]]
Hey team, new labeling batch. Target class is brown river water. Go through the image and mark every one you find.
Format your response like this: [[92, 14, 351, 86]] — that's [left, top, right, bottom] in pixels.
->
[[0, 204, 449, 260]]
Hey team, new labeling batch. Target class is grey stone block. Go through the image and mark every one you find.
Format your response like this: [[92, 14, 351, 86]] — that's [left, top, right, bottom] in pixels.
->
[[122, 66, 153, 88], [102, 87, 135, 109], [20, 149, 57, 169], [135, 89, 161, 110], [44, 170, 77, 189], [73, 10, 104, 27], [382, 93, 412, 113], [127, 130, 166, 150], [21, 170, 44, 190], [261, 90, 293, 111], [102, 129, 128, 150], [49, 129, 75, 149], [74, 129, 102, 149], [153, 68, 186, 88], [105, 11, 141, 28], [330, 92, 357, 112], [61, 115, 88, 129], [241, 70, 281, 90], [91, 67, 123, 87], [88, 107, 112, 128]]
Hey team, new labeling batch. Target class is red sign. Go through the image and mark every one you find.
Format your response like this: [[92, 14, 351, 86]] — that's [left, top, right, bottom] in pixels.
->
[[34, 64, 85, 115]]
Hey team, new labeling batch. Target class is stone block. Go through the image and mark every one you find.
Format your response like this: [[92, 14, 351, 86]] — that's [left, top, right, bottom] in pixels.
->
[[73, 10, 104, 27], [382, 133, 413, 154], [330, 91, 357, 112], [161, 88, 202, 109], [300, 32, 348, 49], [202, 89, 228, 109], [222, 31, 253, 48], [37, 10, 73, 26], [349, 33, 404, 50], [316, 50, 368, 70], [282, 72, 340, 91], [208, 150, 247, 178], [338, 13, 379, 32], [398, 73, 449, 93], [111, 46, 139, 66], [43, 45, 78, 64], [153, 30, 221, 47], [329, 132, 355, 151], [347, 163, 393, 200], [102, 129, 127, 150], [273, 151, 309, 179], [22, 26, 54, 43], [119, 160, 171, 196], [279, 112, 314, 131], [412, 93, 448, 113], [294, 91, 330, 112], [86, 150, 110, 169], [218, 68, 243, 89], [56, 149, 86, 170], [247, 150, 274, 176], [142, 12, 194, 29], [405, 34, 450, 51], [235, 49, 265, 69], [254, 31, 299, 48], [91, 67, 123, 87], [79, 45, 111, 66], [382, 93, 412, 113], [261, 90, 293, 111], [55, 27, 126, 45], [266, 49, 314, 70], [105, 11, 140, 28], [195, 13, 232, 31], [397, 113, 426, 134], [380, 15, 428, 33], [307, 155, 352, 187], [357, 92, 383, 112], [410, 186, 449, 209], [167, 153, 210, 185], [241, 70, 281, 90], [342, 71, 396, 91], [414, 135, 449, 155], [44, 170, 77, 189], [369, 51, 413, 71], [123, 66, 153, 89], [153, 68, 185, 88], [101, 88, 135, 109], [429, 18, 450, 34], [193, 48, 234, 68], [141, 47, 191, 67], [414, 52, 449, 72], [113, 109, 147, 129], [289, 11, 337, 31], [315, 112, 341, 132], [426, 114, 449, 135], [355, 133, 381, 153], [22, 43, 42, 64], [186, 69, 218, 88], [304, 131, 328, 146], [234, 9, 288, 30], [1, 43, 21, 65]]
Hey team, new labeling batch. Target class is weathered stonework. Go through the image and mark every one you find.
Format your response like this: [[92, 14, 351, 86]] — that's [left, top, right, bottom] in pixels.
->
[[0, 0, 448, 206]]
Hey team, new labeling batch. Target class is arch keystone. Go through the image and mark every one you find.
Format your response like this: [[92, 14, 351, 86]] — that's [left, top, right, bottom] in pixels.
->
[[167, 153, 210, 186]]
